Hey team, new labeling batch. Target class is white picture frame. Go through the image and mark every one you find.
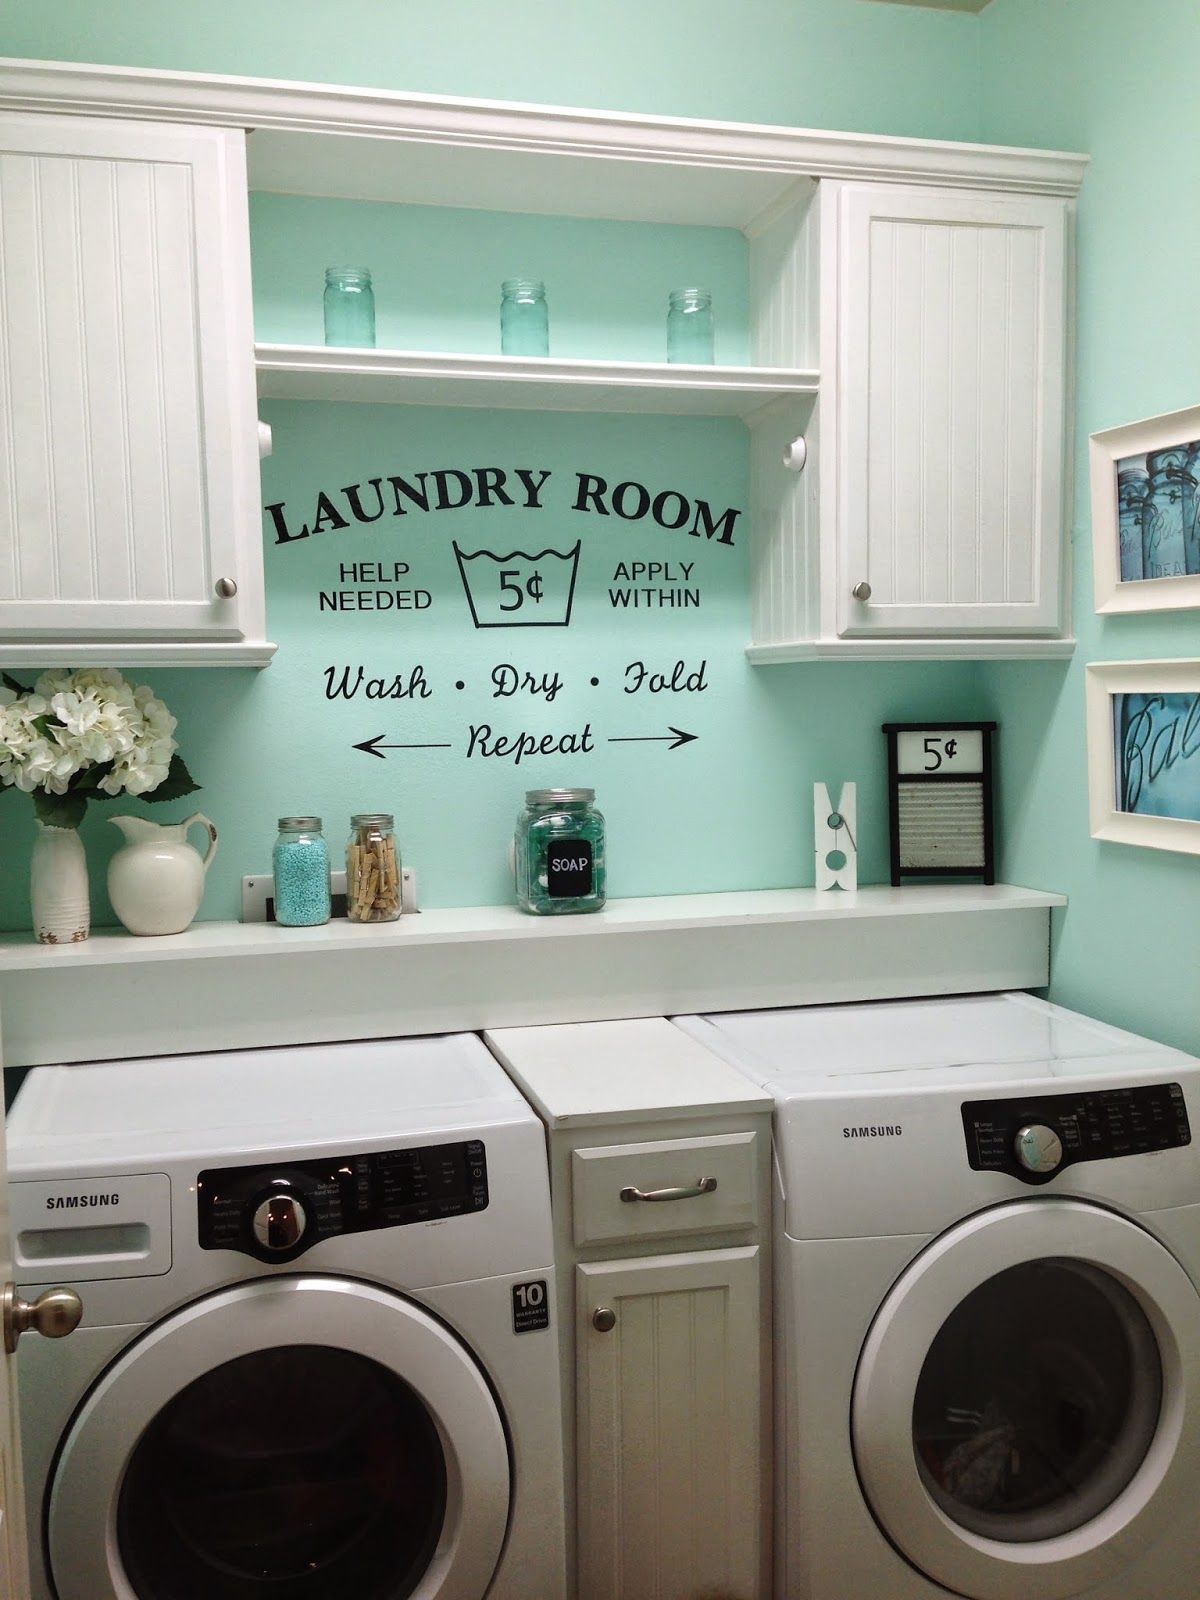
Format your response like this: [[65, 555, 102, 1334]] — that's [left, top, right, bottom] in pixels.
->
[[1086, 660, 1200, 855], [1089, 404, 1200, 613]]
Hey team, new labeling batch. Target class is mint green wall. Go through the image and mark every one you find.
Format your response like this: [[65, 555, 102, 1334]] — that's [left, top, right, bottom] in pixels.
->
[[976, 0, 1200, 1053], [0, 2, 995, 930], [0, 0, 982, 138]]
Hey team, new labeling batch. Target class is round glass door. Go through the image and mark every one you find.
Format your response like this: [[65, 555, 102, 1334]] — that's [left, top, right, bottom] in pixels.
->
[[853, 1201, 1200, 1600], [48, 1277, 511, 1600], [912, 1259, 1162, 1544], [117, 1346, 447, 1599]]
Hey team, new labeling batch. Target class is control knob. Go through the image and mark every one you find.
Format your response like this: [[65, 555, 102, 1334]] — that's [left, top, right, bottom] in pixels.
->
[[1013, 1124, 1064, 1175], [252, 1192, 308, 1252]]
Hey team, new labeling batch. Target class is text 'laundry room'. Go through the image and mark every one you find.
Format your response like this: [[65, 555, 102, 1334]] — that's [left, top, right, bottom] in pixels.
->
[[0, 1, 1198, 1598]]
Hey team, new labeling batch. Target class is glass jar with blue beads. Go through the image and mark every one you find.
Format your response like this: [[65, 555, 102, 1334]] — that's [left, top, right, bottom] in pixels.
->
[[514, 788, 606, 915], [273, 816, 332, 927]]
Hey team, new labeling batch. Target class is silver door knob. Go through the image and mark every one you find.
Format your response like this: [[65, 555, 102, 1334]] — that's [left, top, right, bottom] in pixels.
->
[[253, 1194, 307, 1252], [3, 1283, 83, 1354], [1013, 1124, 1064, 1175], [592, 1307, 617, 1333], [851, 581, 872, 602], [215, 577, 238, 599]]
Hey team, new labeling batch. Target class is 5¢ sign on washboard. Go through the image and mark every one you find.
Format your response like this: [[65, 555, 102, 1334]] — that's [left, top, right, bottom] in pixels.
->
[[883, 722, 997, 885]]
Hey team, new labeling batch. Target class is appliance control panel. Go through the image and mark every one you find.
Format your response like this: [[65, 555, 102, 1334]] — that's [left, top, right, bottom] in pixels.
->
[[962, 1083, 1190, 1186], [197, 1139, 488, 1263]]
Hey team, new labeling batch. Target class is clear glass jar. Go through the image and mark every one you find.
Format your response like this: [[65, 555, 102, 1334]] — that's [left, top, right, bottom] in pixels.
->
[[666, 287, 714, 364], [346, 813, 401, 922], [273, 817, 331, 927], [514, 788, 606, 916], [1142, 447, 1193, 579], [324, 266, 376, 348], [1116, 466, 1148, 582], [500, 278, 549, 356]]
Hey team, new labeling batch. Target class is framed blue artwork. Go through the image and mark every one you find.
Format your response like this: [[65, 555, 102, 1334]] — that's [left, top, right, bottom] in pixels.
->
[[1087, 661, 1200, 853], [1090, 405, 1200, 614]]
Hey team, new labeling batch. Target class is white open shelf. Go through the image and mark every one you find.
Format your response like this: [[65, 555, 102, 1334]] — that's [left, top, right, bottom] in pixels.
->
[[0, 885, 1065, 1068], [255, 343, 819, 419]]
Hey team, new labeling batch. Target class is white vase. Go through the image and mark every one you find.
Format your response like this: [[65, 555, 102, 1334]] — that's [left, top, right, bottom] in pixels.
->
[[30, 823, 90, 944]]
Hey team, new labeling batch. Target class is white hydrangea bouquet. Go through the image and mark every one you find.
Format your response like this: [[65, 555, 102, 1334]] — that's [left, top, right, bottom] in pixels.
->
[[0, 667, 196, 829]]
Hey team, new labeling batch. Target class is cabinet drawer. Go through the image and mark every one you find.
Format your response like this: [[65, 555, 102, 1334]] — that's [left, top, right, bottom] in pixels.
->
[[571, 1132, 758, 1248]]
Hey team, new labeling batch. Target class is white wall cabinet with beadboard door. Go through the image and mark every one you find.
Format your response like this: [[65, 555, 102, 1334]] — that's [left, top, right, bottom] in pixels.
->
[[749, 180, 1073, 661], [576, 1247, 762, 1600], [0, 112, 273, 668]]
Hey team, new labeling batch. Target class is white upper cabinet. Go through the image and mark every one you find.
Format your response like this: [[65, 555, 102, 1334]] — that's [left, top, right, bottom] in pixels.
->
[[0, 113, 272, 666], [830, 182, 1068, 641]]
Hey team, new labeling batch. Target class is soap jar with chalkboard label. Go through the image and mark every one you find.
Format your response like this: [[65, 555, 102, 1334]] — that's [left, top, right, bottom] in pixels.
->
[[514, 788, 606, 915]]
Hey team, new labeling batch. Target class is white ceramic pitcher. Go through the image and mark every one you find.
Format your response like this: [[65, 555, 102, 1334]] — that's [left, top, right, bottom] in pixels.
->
[[107, 813, 218, 936]]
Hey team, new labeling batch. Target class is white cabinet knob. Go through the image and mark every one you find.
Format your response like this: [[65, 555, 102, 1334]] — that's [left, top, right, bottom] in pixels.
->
[[851, 581, 872, 602], [215, 577, 238, 599], [782, 436, 808, 472]]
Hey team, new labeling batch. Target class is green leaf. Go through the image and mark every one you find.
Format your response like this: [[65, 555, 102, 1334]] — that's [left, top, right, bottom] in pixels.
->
[[143, 753, 200, 805], [32, 788, 88, 830], [1, 672, 31, 697], [73, 762, 115, 794]]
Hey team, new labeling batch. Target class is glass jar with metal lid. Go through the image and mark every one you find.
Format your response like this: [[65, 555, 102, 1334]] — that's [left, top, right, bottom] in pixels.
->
[[514, 788, 606, 915], [346, 814, 401, 923], [273, 817, 331, 927]]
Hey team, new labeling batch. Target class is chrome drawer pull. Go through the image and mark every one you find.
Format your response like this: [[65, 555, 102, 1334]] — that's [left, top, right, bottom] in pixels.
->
[[619, 1176, 718, 1204]]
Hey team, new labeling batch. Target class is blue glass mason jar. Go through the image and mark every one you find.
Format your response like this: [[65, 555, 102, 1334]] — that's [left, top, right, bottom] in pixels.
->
[[1117, 466, 1149, 581], [666, 287, 715, 364], [323, 266, 376, 348], [273, 817, 332, 927], [514, 788, 606, 915], [500, 278, 550, 356], [1142, 447, 1193, 579]]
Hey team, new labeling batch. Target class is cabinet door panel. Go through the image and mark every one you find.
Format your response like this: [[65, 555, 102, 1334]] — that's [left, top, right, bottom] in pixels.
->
[[576, 1247, 763, 1600], [837, 183, 1067, 636], [0, 114, 257, 643]]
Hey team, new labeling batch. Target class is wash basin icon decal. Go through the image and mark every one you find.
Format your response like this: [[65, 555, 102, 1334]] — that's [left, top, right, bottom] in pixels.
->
[[453, 540, 581, 628]]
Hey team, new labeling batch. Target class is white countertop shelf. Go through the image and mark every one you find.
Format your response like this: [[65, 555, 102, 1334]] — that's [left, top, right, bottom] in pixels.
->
[[255, 344, 819, 419], [0, 885, 1064, 1069], [0, 884, 1064, 974]]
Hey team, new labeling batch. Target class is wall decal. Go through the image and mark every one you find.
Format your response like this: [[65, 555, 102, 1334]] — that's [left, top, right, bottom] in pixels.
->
[[454, 541, 581, 628]]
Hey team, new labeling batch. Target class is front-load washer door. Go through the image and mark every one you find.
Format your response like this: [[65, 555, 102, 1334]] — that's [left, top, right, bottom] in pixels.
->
[[852, 1200, 1200, 1600], [46, 1276, 511, 1600]]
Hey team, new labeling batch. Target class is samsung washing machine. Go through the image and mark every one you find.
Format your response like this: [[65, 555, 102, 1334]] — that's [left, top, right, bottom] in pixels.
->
[[677, 992, 1200, 1600], [7, 1033, 567, 1600]]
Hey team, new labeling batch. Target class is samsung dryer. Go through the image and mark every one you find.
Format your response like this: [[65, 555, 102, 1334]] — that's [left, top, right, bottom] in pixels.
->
[[7, 1033, 567, 1600], [677, 992, 1200, 1600]]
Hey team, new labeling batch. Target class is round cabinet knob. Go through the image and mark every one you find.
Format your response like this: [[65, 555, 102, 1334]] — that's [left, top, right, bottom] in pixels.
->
[[851, 581, 872, 602], [592, 1307, 617, 1333], [3, 1283, 83, 1354], [1013, 1124, 1064, 1175], [214, 577, 238, 599], [253, 1193, 308, 1252]]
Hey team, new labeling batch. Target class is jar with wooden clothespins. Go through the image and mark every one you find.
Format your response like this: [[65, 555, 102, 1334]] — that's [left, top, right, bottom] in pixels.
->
[[345, 813, 402, 923]]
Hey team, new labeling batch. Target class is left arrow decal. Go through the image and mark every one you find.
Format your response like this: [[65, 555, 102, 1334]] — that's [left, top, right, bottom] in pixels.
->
[[354, 735, 454, 758]]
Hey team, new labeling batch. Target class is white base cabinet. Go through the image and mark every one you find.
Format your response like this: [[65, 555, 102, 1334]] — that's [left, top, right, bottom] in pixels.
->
[[576, 1247, 763, 1600], [0, 112, 272, 666], [483, 1019, 774, 1600]]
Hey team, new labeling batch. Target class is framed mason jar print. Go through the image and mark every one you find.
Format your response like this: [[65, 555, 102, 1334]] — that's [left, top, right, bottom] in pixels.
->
[[1089, 404, 1200, 613], [1086, 660, 1200, 855]]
